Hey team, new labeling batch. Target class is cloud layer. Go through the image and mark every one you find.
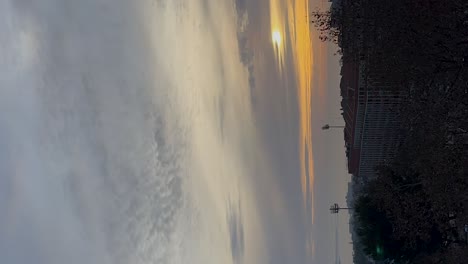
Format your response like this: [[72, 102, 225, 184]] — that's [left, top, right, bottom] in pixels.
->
[[0, 0, 263, 264]]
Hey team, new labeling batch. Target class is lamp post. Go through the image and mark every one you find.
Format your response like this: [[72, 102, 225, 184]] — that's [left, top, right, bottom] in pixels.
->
[[322, 124, 345, 130], [329, 203, 352, 214]]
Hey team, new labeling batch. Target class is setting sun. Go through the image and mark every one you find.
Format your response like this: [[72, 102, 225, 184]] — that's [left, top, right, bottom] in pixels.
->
[[272, 31, 282, 46]]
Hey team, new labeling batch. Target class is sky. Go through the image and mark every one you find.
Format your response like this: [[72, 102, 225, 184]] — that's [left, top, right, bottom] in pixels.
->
[[0, 0, 351, 264]]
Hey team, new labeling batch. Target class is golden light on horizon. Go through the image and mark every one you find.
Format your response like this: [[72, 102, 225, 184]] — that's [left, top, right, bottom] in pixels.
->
[[269, 0, 315, 258], [272, 31, 282, 46], [268, 0, 324, 259]]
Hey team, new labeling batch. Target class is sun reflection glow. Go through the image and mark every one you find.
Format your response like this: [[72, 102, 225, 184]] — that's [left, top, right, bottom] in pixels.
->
[[269, 0, 286, 75], [272, 31, 282, 46]]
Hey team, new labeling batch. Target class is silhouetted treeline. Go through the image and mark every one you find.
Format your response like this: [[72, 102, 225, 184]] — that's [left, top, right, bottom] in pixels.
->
[[313, 0, 468, 263], [313, 0, 468, 86]]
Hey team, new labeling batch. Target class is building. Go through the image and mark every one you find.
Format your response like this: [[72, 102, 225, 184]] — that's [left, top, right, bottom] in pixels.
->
[[341, 61, 406, 180]]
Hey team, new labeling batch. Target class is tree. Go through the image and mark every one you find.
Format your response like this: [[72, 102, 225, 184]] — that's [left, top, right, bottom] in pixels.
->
[[310, 10, 341, 44], [354, 195, 400, 261], [337, 0, 468, 261]]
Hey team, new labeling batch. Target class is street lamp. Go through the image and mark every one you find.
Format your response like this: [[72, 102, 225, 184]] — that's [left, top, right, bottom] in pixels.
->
[[322, 124, 345, 130], [329, 203, 352, 214]]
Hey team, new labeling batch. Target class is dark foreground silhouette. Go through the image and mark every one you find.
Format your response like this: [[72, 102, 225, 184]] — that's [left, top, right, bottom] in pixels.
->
[[313, 0, 468, 262]]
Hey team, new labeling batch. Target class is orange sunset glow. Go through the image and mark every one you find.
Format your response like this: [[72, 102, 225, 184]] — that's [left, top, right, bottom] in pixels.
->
[[270, 0, 328, 257]]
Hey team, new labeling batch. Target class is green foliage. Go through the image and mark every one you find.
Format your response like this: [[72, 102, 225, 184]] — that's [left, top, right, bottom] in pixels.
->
[[354, 164, 447, 262], [354, 195, 397, 261]]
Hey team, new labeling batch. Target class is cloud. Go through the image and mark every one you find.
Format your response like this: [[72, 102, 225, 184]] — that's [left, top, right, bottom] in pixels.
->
[[0, 0, 268, 264], [227, 200, 245, 264], [237, 11, 249, 34], [235, 11, 257, 106]]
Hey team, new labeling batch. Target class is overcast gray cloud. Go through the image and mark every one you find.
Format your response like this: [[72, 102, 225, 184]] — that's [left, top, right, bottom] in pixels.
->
[[0, 0, 273, 263]]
